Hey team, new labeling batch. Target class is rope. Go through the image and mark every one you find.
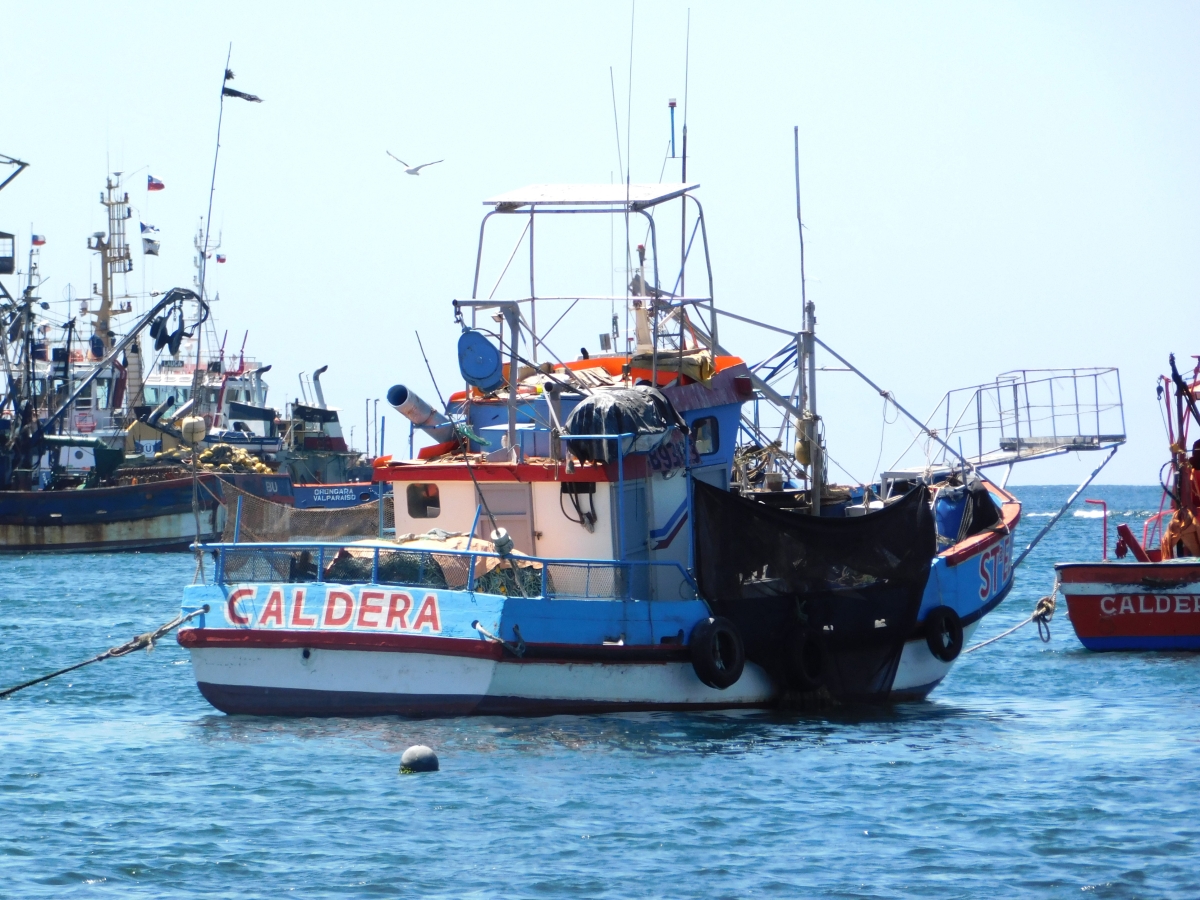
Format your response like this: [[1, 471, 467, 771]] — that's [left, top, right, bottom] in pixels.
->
[[963, 581, 1058, 654], [471, 619, 525, 657], [0, 605, 211, 699]]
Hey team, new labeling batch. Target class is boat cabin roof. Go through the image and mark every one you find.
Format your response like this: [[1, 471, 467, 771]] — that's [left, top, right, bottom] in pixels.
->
[[485, 183, 699, 210]]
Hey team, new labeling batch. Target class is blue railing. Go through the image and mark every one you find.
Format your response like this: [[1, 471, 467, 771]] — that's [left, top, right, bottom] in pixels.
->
[[209, 540, 696, 601]]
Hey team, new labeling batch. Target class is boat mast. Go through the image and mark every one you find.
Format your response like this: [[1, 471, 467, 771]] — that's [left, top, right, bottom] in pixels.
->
[[86, 175, 134, 354], [794, 126, 822, 515]]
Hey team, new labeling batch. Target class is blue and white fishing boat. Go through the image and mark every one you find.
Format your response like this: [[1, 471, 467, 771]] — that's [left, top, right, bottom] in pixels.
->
[[174, 175, 1124, 715]]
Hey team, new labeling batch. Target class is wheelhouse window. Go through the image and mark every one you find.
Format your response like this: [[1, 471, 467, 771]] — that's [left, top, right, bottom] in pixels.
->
[[693, 416, 718, 456], [407, 483, 441, 518]]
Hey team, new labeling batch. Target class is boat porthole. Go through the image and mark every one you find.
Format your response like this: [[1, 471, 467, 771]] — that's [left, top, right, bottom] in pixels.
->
[[302, 648, 311, 660]]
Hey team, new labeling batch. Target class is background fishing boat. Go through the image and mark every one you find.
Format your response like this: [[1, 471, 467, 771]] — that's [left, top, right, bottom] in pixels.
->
[[0, 166, 292, 551], [1057, 354, 1200, 650]]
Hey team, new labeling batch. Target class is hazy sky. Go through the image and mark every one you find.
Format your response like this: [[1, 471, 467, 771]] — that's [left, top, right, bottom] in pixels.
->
[[2, 2, 1197, 484]]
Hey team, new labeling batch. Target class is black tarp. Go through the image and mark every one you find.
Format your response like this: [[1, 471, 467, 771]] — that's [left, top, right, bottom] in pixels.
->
[[693, 479, 937, 701], [564, 386, 686, 463]]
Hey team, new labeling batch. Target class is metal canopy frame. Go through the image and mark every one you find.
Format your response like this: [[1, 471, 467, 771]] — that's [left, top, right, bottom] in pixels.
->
[[484, 183, 700, 210], [462, 185, 718, 390]]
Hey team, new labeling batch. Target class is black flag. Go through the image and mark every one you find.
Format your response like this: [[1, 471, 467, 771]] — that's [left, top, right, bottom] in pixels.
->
[[222, 86, 263, 103]]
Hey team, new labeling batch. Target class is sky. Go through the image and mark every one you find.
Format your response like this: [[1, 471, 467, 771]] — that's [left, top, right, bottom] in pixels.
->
[[2, 1, 1197, 485]]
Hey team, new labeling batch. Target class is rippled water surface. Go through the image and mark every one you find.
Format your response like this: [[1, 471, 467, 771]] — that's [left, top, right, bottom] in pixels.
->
[[2, 485, 1198, 897]]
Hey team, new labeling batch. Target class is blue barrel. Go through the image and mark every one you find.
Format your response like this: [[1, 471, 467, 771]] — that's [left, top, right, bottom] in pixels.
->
[[934, 486, 968, 544]]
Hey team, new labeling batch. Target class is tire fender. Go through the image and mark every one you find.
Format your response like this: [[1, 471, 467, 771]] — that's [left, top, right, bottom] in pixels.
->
[[925, 605, 964, 662], [689, 616, 745, 690]]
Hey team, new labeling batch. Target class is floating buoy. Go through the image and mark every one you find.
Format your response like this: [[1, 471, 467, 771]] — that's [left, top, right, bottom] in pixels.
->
[[490, 528, 514, 557], [399, 745, 439, 774], [180, 416, 208, 445]]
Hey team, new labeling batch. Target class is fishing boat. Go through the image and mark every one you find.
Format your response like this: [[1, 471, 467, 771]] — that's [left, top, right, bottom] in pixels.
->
[[175, 176, 1124, 716], [1056, 354, 1200, 650], [0, 168, 291, 552]]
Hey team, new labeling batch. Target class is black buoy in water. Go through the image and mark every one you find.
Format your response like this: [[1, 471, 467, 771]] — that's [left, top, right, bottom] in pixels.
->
[[400, 745, 439, 774]]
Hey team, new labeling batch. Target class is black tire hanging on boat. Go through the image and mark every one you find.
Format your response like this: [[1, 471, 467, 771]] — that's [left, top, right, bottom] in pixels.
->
[[782, 623, 824, 691], [689, 616, 745, 690], [924, 606, 964, 662]]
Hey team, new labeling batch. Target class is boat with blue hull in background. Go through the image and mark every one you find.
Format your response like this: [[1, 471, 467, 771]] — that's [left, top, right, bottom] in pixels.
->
[[177, 177, 1123, 715], [0, 163, 298, 552]]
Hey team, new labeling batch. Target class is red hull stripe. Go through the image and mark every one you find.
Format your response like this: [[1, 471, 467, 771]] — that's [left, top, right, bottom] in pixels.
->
[[179, 628, 503, 660], [178, 628, 689, 664]]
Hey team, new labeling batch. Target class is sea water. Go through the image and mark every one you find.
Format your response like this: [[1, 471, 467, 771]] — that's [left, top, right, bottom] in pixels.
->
[[1, 485, 1197, 898]]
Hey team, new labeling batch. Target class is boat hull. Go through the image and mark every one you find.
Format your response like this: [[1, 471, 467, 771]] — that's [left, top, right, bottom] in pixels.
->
[[0, 473, 292, 553], [1056, 561, 1200, 651], [176, 529, 1013, 717], [177, 583, 777, 717]]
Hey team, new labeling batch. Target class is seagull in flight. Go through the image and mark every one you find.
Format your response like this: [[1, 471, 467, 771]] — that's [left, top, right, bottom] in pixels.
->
[[387, 151, 444, 175]]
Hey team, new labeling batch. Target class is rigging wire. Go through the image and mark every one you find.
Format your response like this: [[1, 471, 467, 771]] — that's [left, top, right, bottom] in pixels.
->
[[414, 330, 447, 411]]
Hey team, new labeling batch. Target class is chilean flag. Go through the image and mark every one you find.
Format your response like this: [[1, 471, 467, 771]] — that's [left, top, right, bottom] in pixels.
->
[[31, 234, 46, 246], [147, 175, 165, 191], [215, 254, 227, 263]]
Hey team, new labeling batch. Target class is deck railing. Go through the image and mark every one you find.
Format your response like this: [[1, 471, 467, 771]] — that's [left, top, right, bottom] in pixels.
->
[[209, 541, 696, 602]]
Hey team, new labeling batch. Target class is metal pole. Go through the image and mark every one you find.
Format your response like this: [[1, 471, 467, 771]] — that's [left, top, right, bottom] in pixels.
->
[[794, 127, 820, 514], [680, 125, 687, 300], [233, 495, 243, 543], [529, 207, 537, 363], [617, 441, 625, 560], [504, 305, 519, 461]]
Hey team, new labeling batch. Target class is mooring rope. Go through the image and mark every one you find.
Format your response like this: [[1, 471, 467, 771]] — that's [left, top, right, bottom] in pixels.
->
[[963, 581, 1058, 654], [0, 605, 210, 699]]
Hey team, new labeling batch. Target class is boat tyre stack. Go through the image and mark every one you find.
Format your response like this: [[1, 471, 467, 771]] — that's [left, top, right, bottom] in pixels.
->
[[782, 623, 824, 691], [925, 606, 964, 662], [689, 617, 745, 689]]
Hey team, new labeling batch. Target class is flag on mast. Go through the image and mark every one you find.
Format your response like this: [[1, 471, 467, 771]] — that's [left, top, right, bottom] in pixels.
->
[[222, 68, 263, 103], [31, 234, 46, 246], [140, 222, 158, 234], [147, 175, 165, 191], [142, 238, 161, 256]]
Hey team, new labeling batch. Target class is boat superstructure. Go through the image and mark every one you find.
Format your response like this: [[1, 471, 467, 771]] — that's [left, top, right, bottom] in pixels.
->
[[177, 178, 1120, 715]]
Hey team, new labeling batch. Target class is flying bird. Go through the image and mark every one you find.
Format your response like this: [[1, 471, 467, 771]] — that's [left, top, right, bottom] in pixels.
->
[[386, 151, 444, 175]]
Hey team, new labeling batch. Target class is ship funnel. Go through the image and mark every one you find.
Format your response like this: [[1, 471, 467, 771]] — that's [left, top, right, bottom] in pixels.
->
[[146, 394, 176, 426], [312, 365, 328, 409], [387, 384, 455, 443], [251, 365, 271, 407]]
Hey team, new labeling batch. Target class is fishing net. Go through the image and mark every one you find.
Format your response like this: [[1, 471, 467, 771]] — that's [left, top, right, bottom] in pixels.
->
[[219, 480, 394, 543], [692, 479, 937, 701], [564, 386, 686, 462]]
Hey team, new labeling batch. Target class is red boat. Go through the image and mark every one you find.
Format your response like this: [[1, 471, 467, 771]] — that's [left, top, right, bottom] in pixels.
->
[[1057, 354, 1200, 650]]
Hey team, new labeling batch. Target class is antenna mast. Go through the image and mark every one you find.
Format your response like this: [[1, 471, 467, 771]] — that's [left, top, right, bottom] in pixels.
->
[[794, 125, 821, 515], [86, 175, 135, 353]]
